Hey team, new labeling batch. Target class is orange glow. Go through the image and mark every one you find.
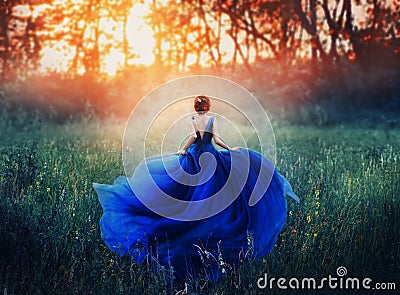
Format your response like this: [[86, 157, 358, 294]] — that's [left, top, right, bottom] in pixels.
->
[[34, 0, 240, 75], [103, 49, 125, 76], [126, 3, 155, 66], [40, 41, 76, 74], [10, 1, 391, 77], [35, 1, 157, 75], [347, 51, 356, 63], [12, 5, 31, 18]]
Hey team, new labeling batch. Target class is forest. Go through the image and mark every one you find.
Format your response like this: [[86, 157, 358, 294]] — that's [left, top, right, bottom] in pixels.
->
[[0, 0, 399, 121]]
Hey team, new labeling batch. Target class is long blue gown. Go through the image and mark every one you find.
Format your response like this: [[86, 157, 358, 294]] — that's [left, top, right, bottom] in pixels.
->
[[93, 116, 299, 282]]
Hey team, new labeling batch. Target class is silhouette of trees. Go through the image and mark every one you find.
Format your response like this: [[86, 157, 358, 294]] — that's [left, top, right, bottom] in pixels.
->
[[350, 0, 400, 68], [0, 0, 48, 79], [146, 0, 398, 70], [0, 0, 398, 79], [0, 0, 134, 78], [42, 0, 133, 77]]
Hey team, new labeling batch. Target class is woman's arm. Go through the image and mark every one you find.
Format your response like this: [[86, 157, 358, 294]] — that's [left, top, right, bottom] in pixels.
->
[[212, 118, 240, 151], [176, 117, 197, 155]]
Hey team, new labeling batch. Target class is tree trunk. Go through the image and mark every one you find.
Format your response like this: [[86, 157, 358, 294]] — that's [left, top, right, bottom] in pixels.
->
[[0, 2, 11, 79]]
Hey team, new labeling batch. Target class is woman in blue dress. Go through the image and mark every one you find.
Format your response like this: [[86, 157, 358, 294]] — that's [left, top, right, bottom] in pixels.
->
[[93, 95, 299, 284]]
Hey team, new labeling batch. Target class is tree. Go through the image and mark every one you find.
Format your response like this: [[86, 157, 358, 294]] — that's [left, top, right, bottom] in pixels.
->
[[0, 0, 45, 79], [2, 0, 399, 79], [0, 0, 14, 78], [350, 0, 400, 68]]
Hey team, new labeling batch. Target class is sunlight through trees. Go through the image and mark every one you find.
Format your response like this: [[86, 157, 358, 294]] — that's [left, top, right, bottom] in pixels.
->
[[0, 0, 399, 79]]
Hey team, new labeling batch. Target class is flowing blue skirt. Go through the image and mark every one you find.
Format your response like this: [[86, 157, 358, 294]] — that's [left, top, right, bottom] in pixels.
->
[[93, 144, 298, 282]]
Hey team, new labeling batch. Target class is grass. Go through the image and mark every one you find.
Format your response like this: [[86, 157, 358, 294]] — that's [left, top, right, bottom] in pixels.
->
[[0, 112, 399, 294]]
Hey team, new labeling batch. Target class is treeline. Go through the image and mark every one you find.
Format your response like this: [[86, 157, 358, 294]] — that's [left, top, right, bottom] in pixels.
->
[[0, 0, 399, 126], [0, 0, 399, 78]]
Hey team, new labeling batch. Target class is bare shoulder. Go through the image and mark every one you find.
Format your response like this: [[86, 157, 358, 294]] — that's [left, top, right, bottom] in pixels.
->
[[212, 116, 218, 125], [211, 116, 219, 134]]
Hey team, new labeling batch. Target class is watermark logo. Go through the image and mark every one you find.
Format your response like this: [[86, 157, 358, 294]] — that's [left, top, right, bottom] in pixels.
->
[[336, 266, 347, 277], [122, 75, 276, 221], [257, 266, 396, 291]]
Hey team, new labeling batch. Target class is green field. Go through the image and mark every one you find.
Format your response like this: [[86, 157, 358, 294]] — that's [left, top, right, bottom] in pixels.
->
[[1, 114, 399, 294]]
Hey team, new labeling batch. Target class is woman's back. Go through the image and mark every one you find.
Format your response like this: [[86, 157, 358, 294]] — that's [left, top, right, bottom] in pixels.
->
[[191, 115, 214, 145], [191, 115, 212, 134]]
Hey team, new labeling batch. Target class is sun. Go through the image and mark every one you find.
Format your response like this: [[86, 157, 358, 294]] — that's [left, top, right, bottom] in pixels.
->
[[16, 0, 382, 76], [126, 3, 155, 66], [102, 2, 157, 74], [37, 1, 157, 76]]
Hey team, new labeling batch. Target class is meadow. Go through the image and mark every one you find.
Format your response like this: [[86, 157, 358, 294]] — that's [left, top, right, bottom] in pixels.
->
[[0, 110, 399, 294]]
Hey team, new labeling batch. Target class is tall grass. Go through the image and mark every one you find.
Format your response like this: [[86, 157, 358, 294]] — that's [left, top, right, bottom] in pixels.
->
[[1, 114, 399, 294]]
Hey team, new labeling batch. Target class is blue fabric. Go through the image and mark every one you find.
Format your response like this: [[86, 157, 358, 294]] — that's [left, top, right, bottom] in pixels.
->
[[93, 116, 299, 282]]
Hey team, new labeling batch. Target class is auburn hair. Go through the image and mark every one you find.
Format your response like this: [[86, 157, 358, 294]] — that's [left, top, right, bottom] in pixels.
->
[[194, 95, 211, 112]]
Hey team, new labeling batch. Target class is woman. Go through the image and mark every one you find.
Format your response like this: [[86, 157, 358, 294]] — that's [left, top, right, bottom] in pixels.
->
[[176, 95, 240, 155], [93, 95, 299, 284]]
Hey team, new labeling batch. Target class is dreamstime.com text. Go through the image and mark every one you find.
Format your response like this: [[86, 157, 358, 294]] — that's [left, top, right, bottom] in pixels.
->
[[257, 266, 396, 291]]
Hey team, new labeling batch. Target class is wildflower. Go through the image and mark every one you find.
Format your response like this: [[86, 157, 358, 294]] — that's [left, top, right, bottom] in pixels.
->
[[306, 215, 311, 223], [46, 187, 51, 192], [313, 233, 318, 238]]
